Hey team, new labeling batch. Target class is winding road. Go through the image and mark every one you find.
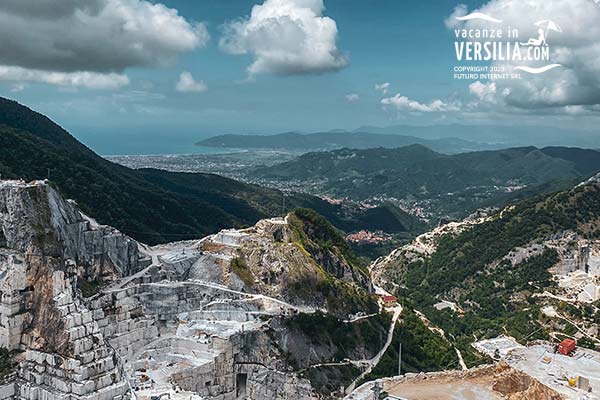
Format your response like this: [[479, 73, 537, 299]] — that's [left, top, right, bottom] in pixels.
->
[[345, 305, 403, 395]]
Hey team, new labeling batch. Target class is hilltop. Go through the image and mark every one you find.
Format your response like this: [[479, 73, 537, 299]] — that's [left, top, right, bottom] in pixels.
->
[[250, 144, 600, 220]]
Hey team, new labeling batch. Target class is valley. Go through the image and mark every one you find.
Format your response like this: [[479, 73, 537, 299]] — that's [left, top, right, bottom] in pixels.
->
[[3, 0, 600, 398], [1, 98, 600, 400], [0, 98, 424, 255], [110, 143, 600, 262], [249, 145, 600, 222], [3, 176, 600, 399], [111, 144, 600, 228]]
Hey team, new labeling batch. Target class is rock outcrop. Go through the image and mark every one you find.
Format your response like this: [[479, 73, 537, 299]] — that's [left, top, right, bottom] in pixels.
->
[[0, 181, 133, 399], [0, 180, 378, 399]]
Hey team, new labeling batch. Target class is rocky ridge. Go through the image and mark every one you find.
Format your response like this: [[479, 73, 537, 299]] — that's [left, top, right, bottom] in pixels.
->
[[371, 179, 600, 370], [0, 180, 379, 399]]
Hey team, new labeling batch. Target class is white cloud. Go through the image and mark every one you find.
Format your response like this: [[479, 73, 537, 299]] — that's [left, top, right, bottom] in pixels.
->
[[564, 105, 586, 115], [452, 0, 600, 110], [219, 0, 348, 76], [469, 81, 497, 103], [345, 93, 360, 102], [0, 0, 208, 88], [381, 94, 460, 113], [176, 71, 208, 93], [112, 90, 165, 101], [444, 4, 468, 29], [0, 66, 129, 89], [375, 82, 390, 95]]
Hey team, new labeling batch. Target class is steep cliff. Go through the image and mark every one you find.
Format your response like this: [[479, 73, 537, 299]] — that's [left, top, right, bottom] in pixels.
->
[[0, 180, 136, 399], [0, 180, 382, 399]]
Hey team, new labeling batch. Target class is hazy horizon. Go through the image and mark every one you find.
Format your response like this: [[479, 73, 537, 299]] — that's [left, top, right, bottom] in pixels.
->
[[75, 122, 599, 156], [2, 0, 599, 155]]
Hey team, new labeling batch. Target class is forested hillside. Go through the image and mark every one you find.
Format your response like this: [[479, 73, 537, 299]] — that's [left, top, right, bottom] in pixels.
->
[[375, 179, 600, 364], [0, 98, 421, 244]]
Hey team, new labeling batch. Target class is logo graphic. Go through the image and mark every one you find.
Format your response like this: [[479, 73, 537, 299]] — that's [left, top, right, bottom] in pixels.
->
[[456, 13, 503, 23], [515, 20, 562, 73], [452, 13, 563, 79]]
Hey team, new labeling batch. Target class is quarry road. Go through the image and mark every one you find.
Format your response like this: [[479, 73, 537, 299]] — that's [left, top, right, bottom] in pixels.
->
[[108, 245, 161, 291], [308, 361, 364, 369], [455, 347, 468, 370], [105, 277, 318, 315], [344, 312, 380, 323], [555, 311, 600, 344], [184, 279, 318, 314], [110, 263, 155, 291], [346, 305, 403, 394]]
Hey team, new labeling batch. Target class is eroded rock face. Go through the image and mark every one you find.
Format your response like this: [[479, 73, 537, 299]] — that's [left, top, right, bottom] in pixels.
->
[[0, 180, 131, 399], [0, 181, 139, 276], [0, 181, 342, 399], [189, 216, 376, 318]]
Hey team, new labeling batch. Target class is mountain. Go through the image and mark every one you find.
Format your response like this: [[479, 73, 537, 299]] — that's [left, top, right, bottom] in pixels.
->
[[197, 131, 495, 154], [200, 125, 600, 154], [252, 145, 600, 194], [251, 144, 600, 220], [0, 97, 421, 245], [353, 124, 600, 149], [0, 180, 390, 398], [372, 177, 600, 365]]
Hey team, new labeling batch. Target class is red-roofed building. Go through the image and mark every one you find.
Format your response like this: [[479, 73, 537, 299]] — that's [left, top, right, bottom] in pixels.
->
[[380, 295, 397, 307]]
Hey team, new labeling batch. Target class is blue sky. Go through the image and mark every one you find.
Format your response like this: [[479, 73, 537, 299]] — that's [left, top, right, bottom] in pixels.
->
[[1, 0, 598, 154]]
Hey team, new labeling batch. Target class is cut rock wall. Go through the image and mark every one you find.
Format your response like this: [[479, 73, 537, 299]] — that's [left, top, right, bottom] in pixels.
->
[[0, 181, 332, 399], [0, 182, 131, 399]]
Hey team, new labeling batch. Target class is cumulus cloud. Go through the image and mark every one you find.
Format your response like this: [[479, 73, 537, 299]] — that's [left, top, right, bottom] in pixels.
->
[[345, 93, 360, 102], [381, 94, 459, 113], [451, 0, 600, 110], [375, 82, 390, 95], [0, 0, 103, 19], [469, 81, 498, 103], [176, 71, 208, 93], [0, 0, 208, 88], [219, 0, 348, 76]]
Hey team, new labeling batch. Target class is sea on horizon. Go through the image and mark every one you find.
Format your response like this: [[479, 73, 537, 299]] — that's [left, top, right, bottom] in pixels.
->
[[75, 133, 243, 157]]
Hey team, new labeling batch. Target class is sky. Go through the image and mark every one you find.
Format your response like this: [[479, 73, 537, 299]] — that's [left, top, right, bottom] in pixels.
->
[[1, 0, 599, 154]]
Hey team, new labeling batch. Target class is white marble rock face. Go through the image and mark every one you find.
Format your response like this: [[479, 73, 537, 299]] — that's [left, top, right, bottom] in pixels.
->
[[0, 181, 132, 400], [0, 181, 320, 400]]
